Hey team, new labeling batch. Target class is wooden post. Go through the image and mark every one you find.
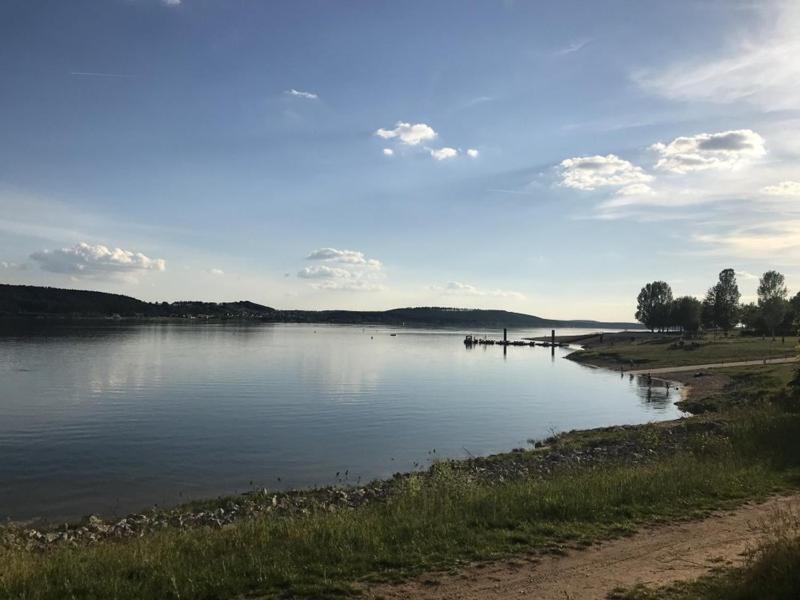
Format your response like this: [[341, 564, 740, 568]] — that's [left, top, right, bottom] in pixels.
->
[[551, 329, 555, 345], [503, 328, 507, 343]]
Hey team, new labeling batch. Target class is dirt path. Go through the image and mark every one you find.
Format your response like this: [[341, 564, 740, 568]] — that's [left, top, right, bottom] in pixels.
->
[[365, 494, 799, 600], [626, 356, 798, 376]]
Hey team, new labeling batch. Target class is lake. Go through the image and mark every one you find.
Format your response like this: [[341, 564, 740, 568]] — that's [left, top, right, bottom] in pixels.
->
[[0, 322, 680, 521]]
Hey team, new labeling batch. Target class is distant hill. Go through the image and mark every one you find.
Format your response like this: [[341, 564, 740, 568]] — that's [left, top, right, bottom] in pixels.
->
[[0, 285, 276, 319], [0, 284, 641, 329]]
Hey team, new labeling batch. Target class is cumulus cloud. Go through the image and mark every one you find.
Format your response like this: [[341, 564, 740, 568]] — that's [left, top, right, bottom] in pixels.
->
[[382, 148, 394, 156], [297, 265, 353, 280], [306, 248, 382, 268], [651, 129, 765, 174], [763, 181, 800, 197], [285, 88, 318, 100], [466, 148, 479, 158], [300, 247, 384, 291], [431, 281, 525, 299], [430, 147, 458, 161], [559, 154, 652, 191], [30, 242, 166, 278], [635, 4, 800, 111], [375, 122, 437, 146]]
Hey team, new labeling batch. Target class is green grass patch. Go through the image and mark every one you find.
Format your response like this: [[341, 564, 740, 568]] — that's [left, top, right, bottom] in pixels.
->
[[570, 335, 799, 370], [2, 412, 800, 599]]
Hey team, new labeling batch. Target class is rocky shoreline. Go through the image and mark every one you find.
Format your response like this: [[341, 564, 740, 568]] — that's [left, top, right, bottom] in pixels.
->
[[2, 411, 728, 552]]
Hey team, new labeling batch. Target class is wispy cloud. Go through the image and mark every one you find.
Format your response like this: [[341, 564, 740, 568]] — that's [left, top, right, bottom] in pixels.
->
[[430, 281, 525, 299], [554, 38, 593, 56], [763, 181, 800, 197], [635, 3, 800, 111], [285, 88, 319, 100]]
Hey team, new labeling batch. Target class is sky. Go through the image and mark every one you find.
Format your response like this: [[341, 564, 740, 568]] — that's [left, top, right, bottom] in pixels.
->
[[1, 0, 799, 321]]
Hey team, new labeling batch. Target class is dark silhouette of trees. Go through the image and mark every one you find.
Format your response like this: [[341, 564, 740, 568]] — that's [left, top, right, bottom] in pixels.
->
[[704, 269, 740, 334], [670, 296, 702, 335], [758, 270, 788, 340], [635, 281, 673, 332], [739, 302, 764, 333]]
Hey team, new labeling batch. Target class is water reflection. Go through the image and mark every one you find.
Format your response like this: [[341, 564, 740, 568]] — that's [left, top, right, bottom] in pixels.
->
[[0, 323, 681, 520]]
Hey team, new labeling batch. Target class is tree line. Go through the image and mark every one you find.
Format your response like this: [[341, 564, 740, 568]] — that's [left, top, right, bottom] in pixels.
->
[[635, 269, 798, 339]]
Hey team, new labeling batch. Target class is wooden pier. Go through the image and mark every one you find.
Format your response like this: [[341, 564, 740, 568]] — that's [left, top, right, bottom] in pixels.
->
[[463, 329, 570, 349]]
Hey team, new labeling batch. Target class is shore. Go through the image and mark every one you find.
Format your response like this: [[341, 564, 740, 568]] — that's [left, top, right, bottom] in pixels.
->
[[2, 332, 799, 599]]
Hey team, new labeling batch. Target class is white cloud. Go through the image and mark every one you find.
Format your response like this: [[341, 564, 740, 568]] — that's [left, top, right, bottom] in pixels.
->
[[162, 0, 181, 6], [694, 220, 800, 259], [297, 265, 353, 280], [306, 248, 381, 268], [763, 180, 800, 197], [651, 129, 765, 174], [30, 242, 166, 278], [635, 4, 800, 111], [285, 88, 319, 100], [559, 154, 652, 191], [300, 247, 385, 291], [430, 147, 458, 161], [615, 183, 655, 197], [207, 268, 224, 276], [466, 148, 479, 158], [431, 281, 525, 300], [375, 122, 437, 146], [382, 148, 394, 156]]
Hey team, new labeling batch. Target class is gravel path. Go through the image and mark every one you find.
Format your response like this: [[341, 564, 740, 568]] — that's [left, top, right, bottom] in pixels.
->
[[626, 355, 798, 375], [365, 494, 799, 600]]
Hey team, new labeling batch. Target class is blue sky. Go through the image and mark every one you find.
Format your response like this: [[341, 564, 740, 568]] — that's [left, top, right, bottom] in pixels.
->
[[1, 0, 799, 320]]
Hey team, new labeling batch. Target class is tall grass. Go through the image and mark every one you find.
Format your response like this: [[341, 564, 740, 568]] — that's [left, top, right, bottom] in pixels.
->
[[3, 412, 798, 600]]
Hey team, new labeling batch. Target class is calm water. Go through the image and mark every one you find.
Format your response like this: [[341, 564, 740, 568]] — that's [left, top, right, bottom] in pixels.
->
[[0, 322, 680, 521]]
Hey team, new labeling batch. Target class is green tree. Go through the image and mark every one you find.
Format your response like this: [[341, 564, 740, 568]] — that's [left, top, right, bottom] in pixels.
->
[[671, 296, 702, 336], [739, 302, 764, 334], [635, 281, 673, 332], [701, 290, 716, 332], [706, 268, 740, 334], [758, 270, 788, 340]]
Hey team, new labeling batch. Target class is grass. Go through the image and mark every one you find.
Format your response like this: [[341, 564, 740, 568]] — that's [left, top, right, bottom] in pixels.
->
[[569, 334, 799, 370], [2, 410, 800, 599], [675, 363, 797, 414]]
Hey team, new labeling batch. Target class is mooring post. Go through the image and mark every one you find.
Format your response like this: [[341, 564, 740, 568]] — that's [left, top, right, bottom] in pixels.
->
[[503, 328, 507, 344], [551, 329, 555, 356]]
